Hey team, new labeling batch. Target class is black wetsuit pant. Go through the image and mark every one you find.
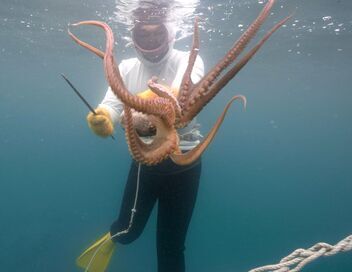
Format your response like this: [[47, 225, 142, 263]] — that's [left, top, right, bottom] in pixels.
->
[[110, 157, 202, 272]]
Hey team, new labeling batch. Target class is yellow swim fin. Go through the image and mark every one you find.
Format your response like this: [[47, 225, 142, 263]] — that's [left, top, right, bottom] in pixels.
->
[[76, 232, 115, 272]]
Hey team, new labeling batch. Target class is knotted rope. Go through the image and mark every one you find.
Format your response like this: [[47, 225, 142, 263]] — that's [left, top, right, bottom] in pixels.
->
[[249, 234, 352, 272]]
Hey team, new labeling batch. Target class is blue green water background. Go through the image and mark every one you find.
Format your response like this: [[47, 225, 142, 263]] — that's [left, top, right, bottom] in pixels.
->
[[0, 0, 352, 271]]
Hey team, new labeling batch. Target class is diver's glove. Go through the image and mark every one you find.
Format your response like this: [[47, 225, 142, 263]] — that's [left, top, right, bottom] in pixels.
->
[[87, 107, 114, 137]]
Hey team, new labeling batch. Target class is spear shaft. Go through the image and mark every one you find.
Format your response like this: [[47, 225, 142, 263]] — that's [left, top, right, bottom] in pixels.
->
[[61, 74, 115, 140], [61, 74, 97, 114]]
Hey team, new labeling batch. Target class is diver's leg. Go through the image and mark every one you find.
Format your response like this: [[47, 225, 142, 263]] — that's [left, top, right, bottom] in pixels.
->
[[156, 161, 202, 272], [110, 160, 157, 244]]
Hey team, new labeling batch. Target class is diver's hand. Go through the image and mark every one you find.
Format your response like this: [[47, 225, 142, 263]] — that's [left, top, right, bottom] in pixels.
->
[[121, 111, 156, 137], [87, 107, 114, 137]]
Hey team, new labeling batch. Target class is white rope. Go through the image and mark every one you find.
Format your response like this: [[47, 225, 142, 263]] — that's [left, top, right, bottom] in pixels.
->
[[249, 234, 352, 272], [84, 162, 142, 272]]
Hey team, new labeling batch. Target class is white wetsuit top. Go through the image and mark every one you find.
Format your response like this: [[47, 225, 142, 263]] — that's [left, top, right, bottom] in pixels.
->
[[99, 48, 205, 151]]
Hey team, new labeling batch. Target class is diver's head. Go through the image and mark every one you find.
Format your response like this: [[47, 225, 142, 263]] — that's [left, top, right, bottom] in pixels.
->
[[131, 2, 175, 63], [132, 22, 171, 63]]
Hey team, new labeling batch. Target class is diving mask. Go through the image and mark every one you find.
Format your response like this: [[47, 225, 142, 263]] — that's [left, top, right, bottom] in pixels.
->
[[132, 22, 171, 63]]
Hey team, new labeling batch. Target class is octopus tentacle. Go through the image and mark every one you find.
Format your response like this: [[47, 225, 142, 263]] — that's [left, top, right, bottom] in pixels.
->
[[148, 77, 181, 118], [177, 17, 200, 109], [70, 21, 175, 126], [179, 15, 291, 123], [180, 0, 277, 124], [124, 105, 179, 165], [170, 95, 246, 165], [207, 16, 292, 97], [67, 28, 105, 59]]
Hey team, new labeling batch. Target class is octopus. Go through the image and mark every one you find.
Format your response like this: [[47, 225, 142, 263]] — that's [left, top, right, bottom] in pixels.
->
[[68, 0, 290, 165]]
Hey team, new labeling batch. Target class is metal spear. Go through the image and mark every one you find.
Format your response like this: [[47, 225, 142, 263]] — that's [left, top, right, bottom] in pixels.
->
[[61, 74, 115, 140]]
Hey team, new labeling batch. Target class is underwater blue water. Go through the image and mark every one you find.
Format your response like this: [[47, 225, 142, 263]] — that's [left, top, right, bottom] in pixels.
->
[[0, 0, 352, 271]]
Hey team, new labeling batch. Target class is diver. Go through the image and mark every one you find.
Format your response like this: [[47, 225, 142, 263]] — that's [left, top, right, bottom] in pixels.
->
[[76, 2, 204, 272]]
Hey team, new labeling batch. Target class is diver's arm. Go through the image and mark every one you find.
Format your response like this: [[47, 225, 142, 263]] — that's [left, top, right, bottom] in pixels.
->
[[89, 92, 157, 138], [86, 61, 125, 137], [87, 61, 156, 137], [99, 87, 124, 124]]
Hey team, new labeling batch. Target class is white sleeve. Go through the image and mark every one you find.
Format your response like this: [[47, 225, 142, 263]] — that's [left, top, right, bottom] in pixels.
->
[[190, 55, 205, 83], [98, 63, 126, 124], [171, 54, 204, 88], [98, 87, 123, 124]]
